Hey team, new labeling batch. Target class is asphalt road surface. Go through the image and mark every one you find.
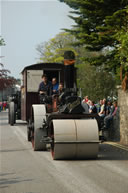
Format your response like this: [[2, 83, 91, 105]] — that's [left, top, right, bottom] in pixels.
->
[[0, 111, 128, 193]]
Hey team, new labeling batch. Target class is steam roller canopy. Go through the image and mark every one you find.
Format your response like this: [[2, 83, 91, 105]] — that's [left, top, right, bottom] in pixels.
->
[[51, 119, 99, 160]]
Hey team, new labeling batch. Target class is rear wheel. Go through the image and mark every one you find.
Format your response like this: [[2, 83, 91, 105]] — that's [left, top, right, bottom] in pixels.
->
[[8, 105, 10, 124], [9, 102, 16, 126]]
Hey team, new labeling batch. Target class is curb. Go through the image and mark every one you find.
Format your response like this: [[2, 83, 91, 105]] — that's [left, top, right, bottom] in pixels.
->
[[105, 142, 128, 152]]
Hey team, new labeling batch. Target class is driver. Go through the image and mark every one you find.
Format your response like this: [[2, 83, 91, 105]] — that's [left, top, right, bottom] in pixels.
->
[[38, 74, 52, 96]]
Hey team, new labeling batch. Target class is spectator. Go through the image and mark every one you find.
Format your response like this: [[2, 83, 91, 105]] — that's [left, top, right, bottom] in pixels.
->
[[52, 78, 59, 95], [0, 101, 2, 112], [98, 99, 105, 118], [81, 99, 89, 114], [82, 96, 88, 103], [103, 98, 107, 115], [88, 100, 92, 111], [97, 99, 103, 113], [89, 101, 97, 114], [106, 101, 112, 115], [58, 82, 64, 95], [3, 101, 7, 111], [103, 101, 118, 129]]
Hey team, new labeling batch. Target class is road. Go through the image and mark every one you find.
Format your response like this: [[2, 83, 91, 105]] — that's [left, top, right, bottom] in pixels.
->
[[0, 111, 128, 193]]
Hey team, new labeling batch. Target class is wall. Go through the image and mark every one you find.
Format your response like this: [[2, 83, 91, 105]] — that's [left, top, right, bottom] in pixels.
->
[[108, 107, 120, 142], [118, 89, 128, 145]]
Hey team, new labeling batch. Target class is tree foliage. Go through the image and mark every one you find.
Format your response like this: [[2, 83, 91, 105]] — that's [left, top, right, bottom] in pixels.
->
[[0, 37, 16, 91], [0, 36, 5, 46], [36, 32, 99, 64], [36, 31, 116, 100], [59, 0, 128, 78], [36, 32, 78, 63], [0, 64, 16, 91], [77, 63, 116, 101]]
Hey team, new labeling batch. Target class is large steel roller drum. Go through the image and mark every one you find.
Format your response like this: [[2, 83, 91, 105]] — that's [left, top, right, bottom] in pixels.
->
[[51, 119, 99, 160]]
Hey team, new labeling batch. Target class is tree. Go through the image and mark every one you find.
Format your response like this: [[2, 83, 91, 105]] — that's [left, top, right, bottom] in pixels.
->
[[36, 32, 79, 63], [0, 37, 16, 91], [36, 31, 98, 64], [0, 36, 5, 46], [59, 0, 128, 79], [77, 62, 116, 101], [0, 65, 16, 91], [36, 31, 116, 100]]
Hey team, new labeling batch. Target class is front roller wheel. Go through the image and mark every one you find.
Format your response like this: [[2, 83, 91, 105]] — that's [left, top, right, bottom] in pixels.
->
[[51, 119, 99, 160], [31, 105, 47, 151]]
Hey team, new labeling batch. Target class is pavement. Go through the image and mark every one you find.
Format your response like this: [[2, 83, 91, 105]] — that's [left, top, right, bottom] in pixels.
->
[[0, 111, 128, 193]]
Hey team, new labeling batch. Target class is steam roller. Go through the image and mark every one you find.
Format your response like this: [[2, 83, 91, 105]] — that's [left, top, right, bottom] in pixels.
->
[[30, 104, 99, 160], [28, 51, 100, 160]]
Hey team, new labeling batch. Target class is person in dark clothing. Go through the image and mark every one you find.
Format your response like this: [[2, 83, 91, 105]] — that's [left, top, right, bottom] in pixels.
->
[[52, 78, 59, 95], [38, 74, 52, 96], [106, 101, 112, 115], [38, 74, 52, 105], [103, 101, 118, 129], [58, 83, 64, 95], [89, 101, 97, 114]]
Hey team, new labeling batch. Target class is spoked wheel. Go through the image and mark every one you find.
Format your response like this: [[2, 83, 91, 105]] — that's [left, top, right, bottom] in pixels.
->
[[51, 119, 99, 160], [9, 102, 16, 126]]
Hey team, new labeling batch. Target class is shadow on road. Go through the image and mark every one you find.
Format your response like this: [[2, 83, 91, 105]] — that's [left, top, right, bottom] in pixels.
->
[[98, 144, 128, 161], [0, 148, 32, 153], [0, 174, 33, 189], [0, 173, 15, 177], [53, 144, 128, 162]]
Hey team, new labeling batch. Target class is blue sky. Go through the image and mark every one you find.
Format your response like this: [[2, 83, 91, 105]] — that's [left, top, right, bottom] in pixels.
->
[[0, 0, 75, 78]]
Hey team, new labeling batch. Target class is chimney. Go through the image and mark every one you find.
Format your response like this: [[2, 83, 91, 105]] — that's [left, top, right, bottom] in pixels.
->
[[64, 51, 75, 89]]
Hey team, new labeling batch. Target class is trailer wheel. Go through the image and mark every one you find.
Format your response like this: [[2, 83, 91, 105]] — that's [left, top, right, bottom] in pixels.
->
[[31, 105, 47, 151], [9, 102, 16, 126]]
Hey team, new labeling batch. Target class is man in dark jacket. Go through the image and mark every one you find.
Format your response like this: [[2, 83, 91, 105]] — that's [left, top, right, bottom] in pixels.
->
[[38, 74, 52, 96], [38, 74, 52, 104], [89, 101, 97, 114], [103, 101, 118, 129]]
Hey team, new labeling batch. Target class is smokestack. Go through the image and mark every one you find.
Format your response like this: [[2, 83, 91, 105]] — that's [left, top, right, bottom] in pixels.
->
[[64, 51, 75, 89]]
